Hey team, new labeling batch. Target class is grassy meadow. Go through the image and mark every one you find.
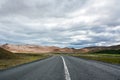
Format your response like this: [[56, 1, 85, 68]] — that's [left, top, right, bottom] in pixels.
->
[[0, 53, 50, 70], [70, 50, 120, 64]]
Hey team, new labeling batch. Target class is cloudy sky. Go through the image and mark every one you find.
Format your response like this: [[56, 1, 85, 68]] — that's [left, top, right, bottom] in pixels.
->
[[0, 0, 120, 48]]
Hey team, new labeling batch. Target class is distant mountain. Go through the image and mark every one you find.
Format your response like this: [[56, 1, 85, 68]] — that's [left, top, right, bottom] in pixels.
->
[[1, 43, 120, 54], [77, 45, 120, 53], [0, 47, 16, 59], [1, 44, 74, 53]]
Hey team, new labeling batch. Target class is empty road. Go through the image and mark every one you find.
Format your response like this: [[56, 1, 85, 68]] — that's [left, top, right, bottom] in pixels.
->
[[0, 56, 120, 80]]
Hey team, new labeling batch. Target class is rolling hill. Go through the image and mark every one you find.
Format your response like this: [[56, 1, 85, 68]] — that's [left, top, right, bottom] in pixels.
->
[[1, 43, 120, 54], [1, 44, 75, 53], [0, 47, 16, 59], [78, 45, 120, 53]]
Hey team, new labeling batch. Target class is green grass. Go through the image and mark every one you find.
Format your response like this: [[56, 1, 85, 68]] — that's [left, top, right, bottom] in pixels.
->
[[70, 49, 120, 64], [71, 53, 120, 64], [0, 53, 50, 70], [93, 49, 120, 54]]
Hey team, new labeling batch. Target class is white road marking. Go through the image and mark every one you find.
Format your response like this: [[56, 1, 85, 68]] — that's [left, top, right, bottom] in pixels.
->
[[61, 56, 71, 80]]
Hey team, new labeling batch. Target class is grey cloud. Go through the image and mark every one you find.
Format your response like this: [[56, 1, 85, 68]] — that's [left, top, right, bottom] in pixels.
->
[[0, 0, 87, 18], [0, 0, 120, 48]]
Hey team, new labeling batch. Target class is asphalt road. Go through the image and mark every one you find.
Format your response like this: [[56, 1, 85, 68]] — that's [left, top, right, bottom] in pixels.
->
[[0, 56, 120, 80]]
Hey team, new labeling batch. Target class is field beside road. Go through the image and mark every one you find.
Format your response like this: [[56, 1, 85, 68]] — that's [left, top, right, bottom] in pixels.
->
[[71, 53, 120, 64], [0, 53, 50, 70]]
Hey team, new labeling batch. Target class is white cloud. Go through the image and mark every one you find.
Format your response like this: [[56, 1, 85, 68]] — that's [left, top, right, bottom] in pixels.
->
[[0, 0, 120, 48]]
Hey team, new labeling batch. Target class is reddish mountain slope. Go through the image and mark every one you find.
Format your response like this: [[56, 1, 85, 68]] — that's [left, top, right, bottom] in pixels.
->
[[1, 44, 120, 53], [1, 44, 74, 53]]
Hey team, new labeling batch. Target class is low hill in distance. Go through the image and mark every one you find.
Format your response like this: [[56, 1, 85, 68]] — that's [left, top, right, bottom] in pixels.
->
[[0, 47, 16, 59], [94, 50, 120, 54], [78, 45, 120, 53], [0, 43, 120, 54], [0, 44, 74, 53]]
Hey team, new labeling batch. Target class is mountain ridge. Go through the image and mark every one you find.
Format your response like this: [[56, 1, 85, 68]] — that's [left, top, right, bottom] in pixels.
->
[[0, 43, 120, 53]]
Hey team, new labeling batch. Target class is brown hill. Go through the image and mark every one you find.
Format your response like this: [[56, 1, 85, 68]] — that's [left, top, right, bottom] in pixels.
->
[[1, 44, 120, 54], [0, 47, 16, 59], [1, 44, 74, 53]]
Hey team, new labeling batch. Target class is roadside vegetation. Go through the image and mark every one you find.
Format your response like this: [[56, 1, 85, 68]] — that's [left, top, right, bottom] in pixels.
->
[[71, 50, 120, 64], [0, 53, 50, 70], [1, 46, 120, 70], [0, 47, 50, 70]]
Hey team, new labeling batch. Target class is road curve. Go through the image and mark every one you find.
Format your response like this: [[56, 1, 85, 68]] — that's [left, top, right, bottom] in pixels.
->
[[0, 56, 120, 80]]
